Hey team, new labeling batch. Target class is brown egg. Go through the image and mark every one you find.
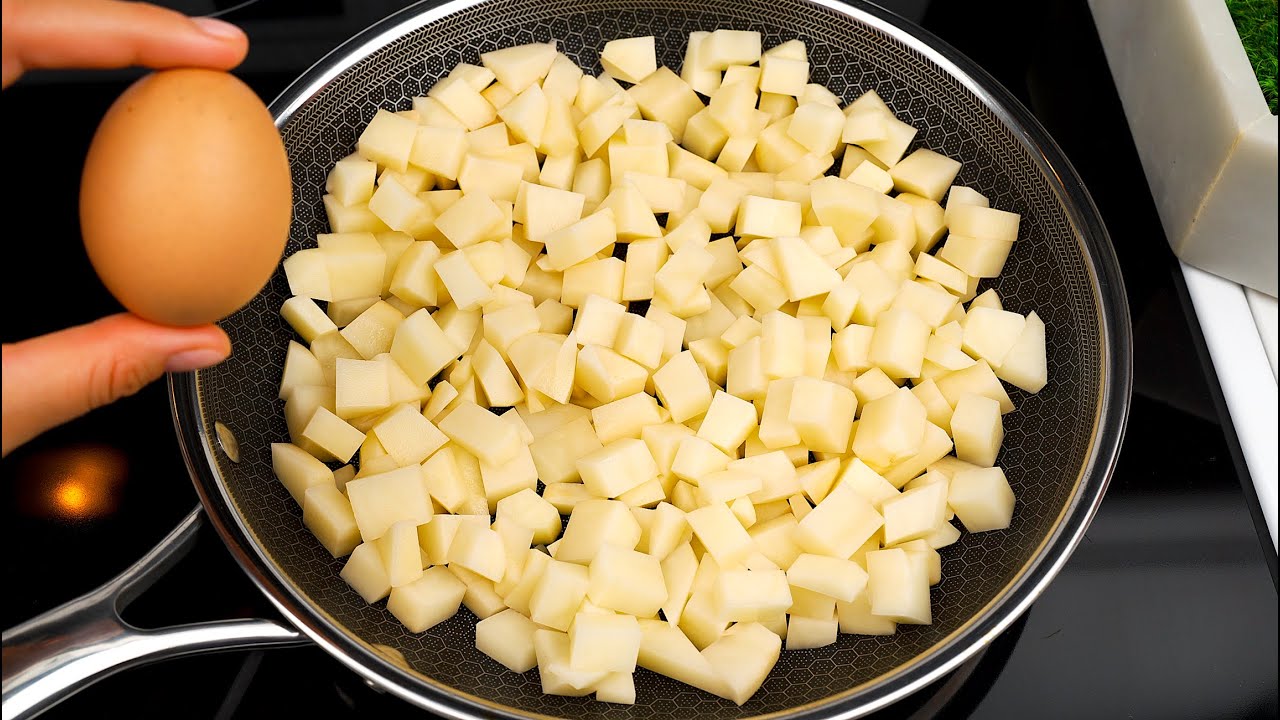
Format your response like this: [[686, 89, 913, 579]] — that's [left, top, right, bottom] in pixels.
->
[[80, 69, 292, 326]]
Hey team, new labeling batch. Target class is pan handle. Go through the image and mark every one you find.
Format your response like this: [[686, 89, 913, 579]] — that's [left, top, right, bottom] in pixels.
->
[[1, 507, 306, 720]]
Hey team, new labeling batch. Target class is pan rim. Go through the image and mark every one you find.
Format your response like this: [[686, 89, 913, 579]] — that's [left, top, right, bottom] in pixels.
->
[[170, 0, 1133, 717]]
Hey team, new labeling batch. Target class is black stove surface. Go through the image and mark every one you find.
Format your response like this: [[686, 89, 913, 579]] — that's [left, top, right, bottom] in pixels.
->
[[2, 1, 1276, 718]]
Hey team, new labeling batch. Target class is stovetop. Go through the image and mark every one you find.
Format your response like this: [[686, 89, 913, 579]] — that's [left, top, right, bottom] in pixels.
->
[[2, 0, 1276, 718]]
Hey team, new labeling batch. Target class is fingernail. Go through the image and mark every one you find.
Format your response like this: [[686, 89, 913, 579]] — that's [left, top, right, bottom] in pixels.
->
[[166, 348, 230, 373], [192, 17, 246, 41]]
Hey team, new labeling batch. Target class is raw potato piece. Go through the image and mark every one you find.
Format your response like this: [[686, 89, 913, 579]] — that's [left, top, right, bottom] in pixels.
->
[[476, 609, 540, 672], [950, 394, 1004, 467], [601, 36, 657, 83], [701, 622, 781, 705], [388, 566, 467, 633], [948, 467, 1016, 532]]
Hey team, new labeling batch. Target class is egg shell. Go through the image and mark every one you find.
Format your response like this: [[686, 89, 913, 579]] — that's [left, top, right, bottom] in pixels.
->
[[80, 69, 292, 326]]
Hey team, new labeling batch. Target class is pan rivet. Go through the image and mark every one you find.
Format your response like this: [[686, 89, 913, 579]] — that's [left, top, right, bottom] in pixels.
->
[[214, 422, 241, 463]]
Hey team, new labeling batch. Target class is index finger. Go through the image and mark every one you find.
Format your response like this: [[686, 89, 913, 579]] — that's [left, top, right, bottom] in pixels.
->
[[2, 0, 249, 88]]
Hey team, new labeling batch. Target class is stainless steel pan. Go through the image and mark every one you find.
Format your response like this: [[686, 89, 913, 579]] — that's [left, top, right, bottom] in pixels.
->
[[2, 0, 1132, 717]]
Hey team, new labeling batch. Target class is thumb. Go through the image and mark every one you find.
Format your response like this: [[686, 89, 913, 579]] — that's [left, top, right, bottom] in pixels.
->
[[1, 313, 230, 456]]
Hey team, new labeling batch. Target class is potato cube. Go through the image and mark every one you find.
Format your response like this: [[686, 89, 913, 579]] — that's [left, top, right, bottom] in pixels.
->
[[735, 195, 802, 238], [530, 559, 591, 631], [447, 521, 506, 582], [344, 465, 432, 542], [592, 393, 664, 445], [636, 619, 726, 695], [340, 542, 392, 603], [716, 569, 791, 622], [300, 407, 365, 464], [475, 609, 539, 672], [279, 341, 326, 400], [385, 565, 467, 633], [574, 344, 648, 403], [317, 233, 386, 302], [437, 401, 519, 467], [588, 543, 668, 617], [838, 457, 899, 508], [962, 306, 1027, 369], [375, 520, 424, 587], [949, 466, 1016, 532], [836, 593, 897, 635], [280, 297, 338, 345], [769, 236, 842, 303], [794, 458, 840, 505], [795, 482, 883, 558], [687, 502, 755, 567], [787, 102, 845, 154], [881, 480, 949, 545], [493, 488, 558, 546], [357, 109, 417, 171], [530, 416, 603, 484], [787, 377, 857, 454], [701, 29, 762, 69], [479, 443, 537, 511], [995, 311, 1047, 393], [758, 54, 808, 96], [327, 156, 377, 206], [652, 351, 713, 422], [386, 240, 441, 306], [696, 391, 758, 454], [852, 388, 927, 467], [557, 499, 643, 565], [697, 176, 750, 233], [577, 438, 659, 499], [869, 306, 931, 379], [938, 234, 1014, 279], [758, 310, 804, 381], [331, 357, 389, 421], [934, 360, 1015, 414], [865, 548, 930, 624], [302, 484, 360, 557], [950, 393, 1004, 467], [600, 35, 657, 83], [848, 161, 895, 194], [671, 435, 732, 481], [567, 612, 643, 680], [700, 622, 780, 705], [785, 553, 868, 602]]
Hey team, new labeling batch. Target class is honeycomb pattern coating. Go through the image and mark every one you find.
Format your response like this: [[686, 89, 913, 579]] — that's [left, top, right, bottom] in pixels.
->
[[191, 0, 1108, 716]]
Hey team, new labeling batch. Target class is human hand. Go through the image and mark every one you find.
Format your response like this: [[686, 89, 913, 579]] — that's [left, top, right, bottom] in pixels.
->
[[1, 0, 251, 457]]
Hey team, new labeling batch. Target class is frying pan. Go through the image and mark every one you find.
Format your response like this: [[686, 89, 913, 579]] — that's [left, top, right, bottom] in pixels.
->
[[1, 0, 1132, 717]]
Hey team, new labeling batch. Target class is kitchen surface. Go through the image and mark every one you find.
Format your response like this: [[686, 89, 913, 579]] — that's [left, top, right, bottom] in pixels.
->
[[1, 0, 1276, 718]]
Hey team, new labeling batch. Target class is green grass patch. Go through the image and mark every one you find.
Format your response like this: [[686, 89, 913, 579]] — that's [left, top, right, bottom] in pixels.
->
[[1227, 0, 1278, 113]]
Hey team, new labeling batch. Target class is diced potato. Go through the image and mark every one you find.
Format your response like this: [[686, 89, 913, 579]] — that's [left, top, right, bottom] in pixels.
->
[[340, 542, 392, 603], [881, 480, 949, 546], [302, 484, 360, 557], [601, 36, 657, 83], [357, 109, 417, 171], [950, 393, 1004, 467], [787, 553, 869, 602], [376, 520, 424, 587], [345, 465, 432, 542], [716, 568, 791, 622], [949, 466, 1016, 532], [700, 622, 780, 705], [476, 609, 539, 672], [272, 442, 335, 504], [787, 377, 857, 454], [438, 401, 521, 466], [866, 548, 931, 624], [995, 311, 1048, 392], [786, 615, 838, 650], [557, 499, 643, 565], [652, 351, 713, 422], [852, 388, 927, 467], [574, 438, 658, 499], [587, 543, 667, 616], [387, 566, 467, 633], [795, 482, 883, 559], [687, 502, 755, 567], [529, 559, 591, 631]]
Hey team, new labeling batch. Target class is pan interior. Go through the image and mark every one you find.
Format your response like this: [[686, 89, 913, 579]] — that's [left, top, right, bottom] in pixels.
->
[[193, 0, 1103, 717]]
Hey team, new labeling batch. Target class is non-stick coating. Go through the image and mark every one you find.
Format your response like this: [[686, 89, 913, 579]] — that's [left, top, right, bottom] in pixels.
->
[[191, 0, 1111, 717]]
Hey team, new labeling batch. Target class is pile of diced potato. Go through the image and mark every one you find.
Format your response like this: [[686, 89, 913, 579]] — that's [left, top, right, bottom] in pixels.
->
[[271, 29, 1047, 707]]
